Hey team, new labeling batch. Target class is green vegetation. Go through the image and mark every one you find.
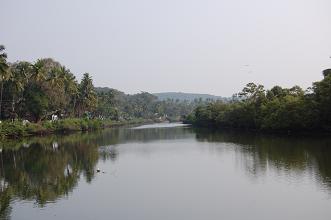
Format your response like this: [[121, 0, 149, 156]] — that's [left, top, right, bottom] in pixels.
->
[[94, 87, 208, 121], [0, 47, 97, 122], [0, 45, 212, 139], [0, 132, 104, 217], [0, 45, 189, 123], [3, 43, 330, 135], [185, 70, 331, 133], [0, 118, 149, 139]]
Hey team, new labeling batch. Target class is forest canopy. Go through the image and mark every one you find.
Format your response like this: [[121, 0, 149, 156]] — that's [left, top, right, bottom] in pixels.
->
[[2, 44, 331, 133], [185, 69, 331, 132], [0, 45, 206, 123]]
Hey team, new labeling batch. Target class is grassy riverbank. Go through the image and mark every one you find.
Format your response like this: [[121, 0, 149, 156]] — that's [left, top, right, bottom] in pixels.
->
[[0, 118, 152, 139]]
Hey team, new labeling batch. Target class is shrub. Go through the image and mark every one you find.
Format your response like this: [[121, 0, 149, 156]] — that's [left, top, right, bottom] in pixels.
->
[[54, 119, 81, 132], [0, 121, 26, 137], [42, 121, 56, 131], [79, 120, 88, 131], [87, 119, 103, 130], [25, 123, 47, 135]]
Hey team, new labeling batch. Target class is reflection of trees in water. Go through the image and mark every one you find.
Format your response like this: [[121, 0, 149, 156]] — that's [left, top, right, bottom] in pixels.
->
[[0, 126, 195, 218], [194, 128, 331, 190], [0, 134, 100, 219], [5, 126, 331, 218], [112, 126, 195, 144], [0, 187, 11, 220], [98, 127, 195, 160]]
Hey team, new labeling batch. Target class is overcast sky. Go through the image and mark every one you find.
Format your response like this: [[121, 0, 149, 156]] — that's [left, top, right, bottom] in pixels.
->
[[1, 0, 331, 96]]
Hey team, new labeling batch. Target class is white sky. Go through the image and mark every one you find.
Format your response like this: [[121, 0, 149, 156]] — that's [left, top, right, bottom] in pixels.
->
[[1, 0, 331, 96]]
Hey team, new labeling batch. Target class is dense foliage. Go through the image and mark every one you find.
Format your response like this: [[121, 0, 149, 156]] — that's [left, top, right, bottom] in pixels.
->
[[0, 118, 149, 139], [0, 45, 205, 124], [185, 70, 331, 132], [95, 87, 208, 121], [0, 52, 96, 122]]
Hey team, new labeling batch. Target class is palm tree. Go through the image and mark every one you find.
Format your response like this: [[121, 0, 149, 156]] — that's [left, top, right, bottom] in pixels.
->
[[31, 59, 46, 82], [8, 62, 30, 118], [0, 45, 10, 119], [46, 67, 63, 88], [61, 67, 79, 115], [0, 45, 8, 73]]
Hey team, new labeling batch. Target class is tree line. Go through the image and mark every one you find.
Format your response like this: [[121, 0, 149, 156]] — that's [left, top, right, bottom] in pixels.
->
[[185, 69, 331, 132], [0, 45, 206, 123], [95, 87, 208, 121], [0, 45, 99, 122]]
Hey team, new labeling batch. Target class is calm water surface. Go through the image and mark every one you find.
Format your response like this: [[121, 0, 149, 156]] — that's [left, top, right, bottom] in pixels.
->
[[1, 123, 331, 220]]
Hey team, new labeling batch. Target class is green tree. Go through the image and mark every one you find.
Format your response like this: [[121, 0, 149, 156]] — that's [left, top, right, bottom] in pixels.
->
[[239, 82, 265, 103], [76, 73, 97, 117], [0, 45, 10, 119], [31, 59, 46, 82], [322, 69, 331, 78], [61, 67, 79, 116], [312, 70, 331, 129], [6, 62, 31, 119], [24, 84, 49, 122]]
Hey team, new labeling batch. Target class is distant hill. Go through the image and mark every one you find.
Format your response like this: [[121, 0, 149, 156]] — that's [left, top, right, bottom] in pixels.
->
[[95, 88, 229, 102], [153, 92, 229, 102]]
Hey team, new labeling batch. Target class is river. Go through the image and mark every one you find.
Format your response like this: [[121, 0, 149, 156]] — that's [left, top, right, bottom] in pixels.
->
[[0, 123, 331, 220]]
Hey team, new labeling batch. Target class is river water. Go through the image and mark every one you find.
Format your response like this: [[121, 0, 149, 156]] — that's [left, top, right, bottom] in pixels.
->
[[0, 123, 331, 220]]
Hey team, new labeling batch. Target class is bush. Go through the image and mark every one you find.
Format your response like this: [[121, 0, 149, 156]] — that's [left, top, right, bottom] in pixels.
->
[[0, 118, 148, 140], [25, 123, 47, 135], [42, 121, 56, 131], [54, 119, 82, 132], [101, 119, 113, 128], [87, 119, 102, 130], [0, 121, 26, 137], [52, 118, 104, 132], [79, 120, 89, 131]]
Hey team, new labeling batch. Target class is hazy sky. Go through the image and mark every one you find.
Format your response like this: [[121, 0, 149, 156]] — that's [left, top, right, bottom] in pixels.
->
[[1, 0, 331, 96]]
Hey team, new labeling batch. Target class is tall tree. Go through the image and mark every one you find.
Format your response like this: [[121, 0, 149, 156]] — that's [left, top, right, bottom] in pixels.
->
[[23, 83, 48, 122], [7, 61, 31, 119], [76, 73, 97, 117], [312, 71, 331, 129], [31, 59, 46, 83], [60, 66, 79, 116], [0, 45, 10, 119]]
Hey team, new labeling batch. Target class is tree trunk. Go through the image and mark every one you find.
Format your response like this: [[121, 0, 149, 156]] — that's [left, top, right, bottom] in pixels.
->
[[36, 115, 41, 123], [11, 96, 15, 120]]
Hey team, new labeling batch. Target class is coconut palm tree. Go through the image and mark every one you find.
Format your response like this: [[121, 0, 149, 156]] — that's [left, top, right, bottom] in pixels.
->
[[60, 67, 79, 115], [31, 59, 46, 82], [0, 45, 8, 73], [46, 67, 63, 88], [8, 62, 31, 118], [0, 45, 10, 119]]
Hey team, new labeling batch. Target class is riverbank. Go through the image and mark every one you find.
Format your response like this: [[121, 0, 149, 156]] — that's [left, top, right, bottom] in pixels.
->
[[184, 121, 331, 137], [0, 118, 154, 140]]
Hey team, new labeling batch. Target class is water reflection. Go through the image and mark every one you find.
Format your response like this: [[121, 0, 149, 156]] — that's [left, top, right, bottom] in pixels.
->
[[0, 125, 330, 219], [194, 128, 331, 191], [0, 125, 195, 218], [0, 136, 99, 219]]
